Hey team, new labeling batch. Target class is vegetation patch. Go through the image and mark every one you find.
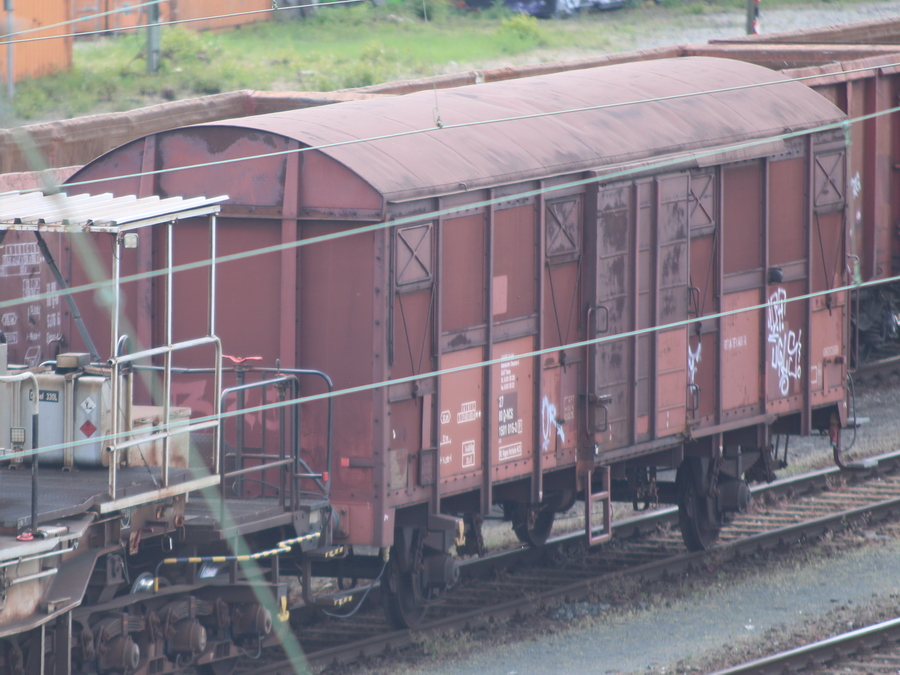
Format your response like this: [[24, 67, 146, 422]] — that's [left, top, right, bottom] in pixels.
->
[[0, 0, 837, 125]]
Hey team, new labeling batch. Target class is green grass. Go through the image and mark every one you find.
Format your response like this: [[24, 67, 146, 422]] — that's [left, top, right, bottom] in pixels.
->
[[0, 0, 865, 124]]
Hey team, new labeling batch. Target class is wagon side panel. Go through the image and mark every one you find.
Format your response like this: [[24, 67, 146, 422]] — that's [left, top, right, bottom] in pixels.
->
[[439, 212, 487, 495], [540, 191, 582, 468], [299, 223, 377, 544]]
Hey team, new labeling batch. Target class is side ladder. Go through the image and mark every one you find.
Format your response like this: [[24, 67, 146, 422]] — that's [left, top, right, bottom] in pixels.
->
[[583, 465, 612, 546]]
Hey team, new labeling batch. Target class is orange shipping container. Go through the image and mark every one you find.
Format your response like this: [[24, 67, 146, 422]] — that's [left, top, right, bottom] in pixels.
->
[[71, 0, 171, 35], [71, 0, 270, 36], [169, 0, 271, 32], [0, 0, 72, 83]]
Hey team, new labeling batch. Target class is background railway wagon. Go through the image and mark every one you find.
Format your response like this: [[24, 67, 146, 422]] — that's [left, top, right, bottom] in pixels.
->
[[49, 55, 850, 567], [781, 56, 900, 366]]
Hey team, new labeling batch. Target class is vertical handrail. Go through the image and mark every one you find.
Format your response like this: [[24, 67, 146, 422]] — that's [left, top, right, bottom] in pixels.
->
[[109, 233, 122, 500], [103, 210, 222, 503], [219, 372, 332, 498], [235, 368, 246, 496], [123, 361, 331, 516], [209, 214, 221, 477], [277, 383, 286, 509], [279, 368, 333, 500], [291, 377, 301, 512], [107, 336, 222, 500], [584, 304, 609, 439], [220, 377, 299, 484], [163, 221, 174, 488]]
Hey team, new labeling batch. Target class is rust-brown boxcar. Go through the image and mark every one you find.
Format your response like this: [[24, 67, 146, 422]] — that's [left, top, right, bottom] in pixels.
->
[[57, 56, 849, 626]]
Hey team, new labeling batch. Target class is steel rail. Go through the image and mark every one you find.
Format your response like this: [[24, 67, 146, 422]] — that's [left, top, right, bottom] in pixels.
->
[[299, 501, 900, 670], [709, 615, 900, 675], [248, 450, 900, 673]]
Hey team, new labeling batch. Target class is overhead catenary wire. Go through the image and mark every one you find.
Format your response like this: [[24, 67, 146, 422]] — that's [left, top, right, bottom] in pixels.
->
[[2, 9, 896, 193], [0, 90, 886, 337], [0, 80, 874, 650], [2, 266, 886, 462], [0, 45, 890, 455], [0, 104, 881, 407], [0, 4, 898, 184], [1, 102, 882, 317], [0, 9, 883, 644], [24, 59, 895, 199]]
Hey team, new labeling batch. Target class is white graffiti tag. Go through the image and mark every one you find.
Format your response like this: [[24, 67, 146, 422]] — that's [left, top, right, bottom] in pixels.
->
[[767, 288, 802, 396], [687, 342, 702, 385], [540, 396, 566, 451]]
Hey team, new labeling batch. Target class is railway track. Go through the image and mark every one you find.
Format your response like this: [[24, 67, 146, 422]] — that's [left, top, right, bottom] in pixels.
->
[[246, 450, 900, 674], [710, 613, 900, 674]]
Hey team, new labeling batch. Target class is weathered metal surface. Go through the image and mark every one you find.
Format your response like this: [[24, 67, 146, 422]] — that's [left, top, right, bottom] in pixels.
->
[[780, 59, 899, 285], [689, 43, 900, 69], [439, 347, 485, 479], [722, 289, 764, 411], [0, 91, 369, 177], [493, 205, 536, 322], [442, 214, 486, 335], [491, 337, 535, 473], [47, 56, 850, 553], [201, 57, 844, 204], [594, 182, 634, 451]]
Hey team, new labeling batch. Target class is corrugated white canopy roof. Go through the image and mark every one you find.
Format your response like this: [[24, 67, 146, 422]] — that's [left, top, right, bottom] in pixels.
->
[[0, 191, 227, 232]]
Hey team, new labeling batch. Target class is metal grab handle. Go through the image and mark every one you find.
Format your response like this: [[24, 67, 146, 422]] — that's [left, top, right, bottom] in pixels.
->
[[584, 305, 610, 438], [688, 286, 701, 317], [687, 384, 700, 413], [594, 305, 609, 334], [595, 398, 610, 433]]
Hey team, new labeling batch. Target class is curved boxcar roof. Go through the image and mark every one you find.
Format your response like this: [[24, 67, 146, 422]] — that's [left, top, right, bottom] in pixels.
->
[[70, 57, 846, 212], [197, 56, 845, 203]]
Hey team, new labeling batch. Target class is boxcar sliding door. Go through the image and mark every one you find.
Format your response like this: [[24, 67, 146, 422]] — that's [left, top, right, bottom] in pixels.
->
[[590, 174, 690, 458]]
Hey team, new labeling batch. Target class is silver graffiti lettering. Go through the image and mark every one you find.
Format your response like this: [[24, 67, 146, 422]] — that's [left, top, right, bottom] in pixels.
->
[[541, 396, 565, 451], [767, 288, 802, 396], [687, 343, 702, 385]]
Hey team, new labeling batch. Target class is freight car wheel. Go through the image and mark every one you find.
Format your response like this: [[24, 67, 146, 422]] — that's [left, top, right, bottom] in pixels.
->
[[676, 458, 721, 551], [382, 559, 430, 629], [510, 502, 555, 547], [382, 528, 435, 629]]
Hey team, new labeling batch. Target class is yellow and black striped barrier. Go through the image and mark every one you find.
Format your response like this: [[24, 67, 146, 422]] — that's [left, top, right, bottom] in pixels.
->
[[154, 531, 321, 592]]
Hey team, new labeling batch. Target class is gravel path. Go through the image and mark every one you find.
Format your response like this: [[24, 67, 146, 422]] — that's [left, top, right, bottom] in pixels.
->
[[472, 0, 900, 69], [626, 1, 900, 50]]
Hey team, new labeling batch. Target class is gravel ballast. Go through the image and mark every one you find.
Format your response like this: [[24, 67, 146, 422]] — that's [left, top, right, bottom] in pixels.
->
[[378, 373, 900, 674], [405, 539, 900, 675]]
